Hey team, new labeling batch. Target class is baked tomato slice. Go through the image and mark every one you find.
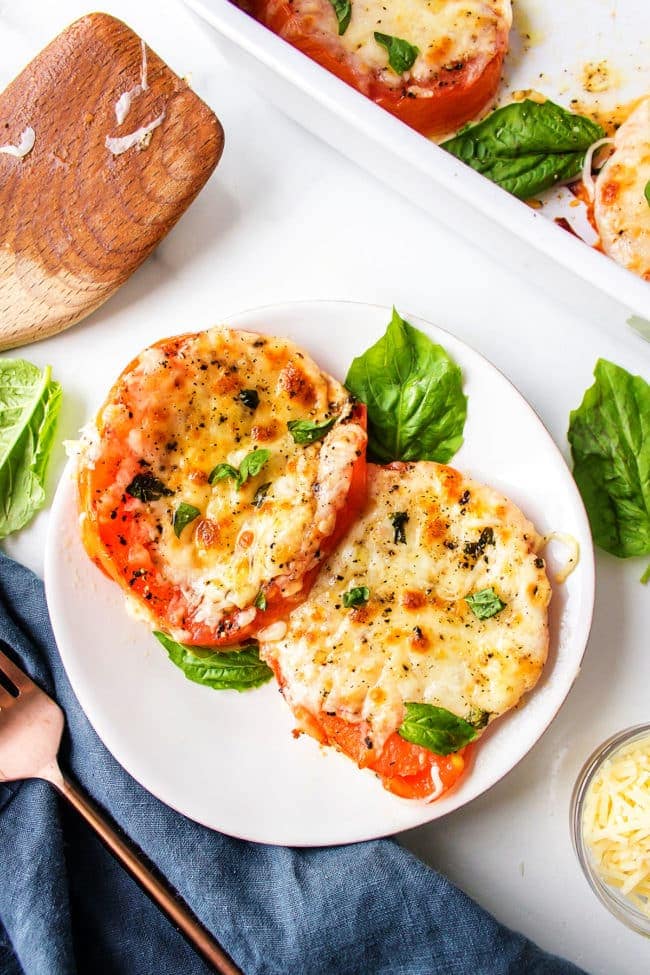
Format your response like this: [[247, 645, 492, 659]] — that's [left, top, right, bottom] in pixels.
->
[[251, 0, 512, 136], [78, 327, 367, 646]]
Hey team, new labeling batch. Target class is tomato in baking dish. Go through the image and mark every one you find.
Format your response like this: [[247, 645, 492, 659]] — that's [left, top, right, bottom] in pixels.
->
[[77, 327, 368, 647], [251, 0, 512, 136]]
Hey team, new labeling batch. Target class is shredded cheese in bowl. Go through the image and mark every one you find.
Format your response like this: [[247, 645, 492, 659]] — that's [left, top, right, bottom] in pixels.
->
[[572, 725, 650, 935]]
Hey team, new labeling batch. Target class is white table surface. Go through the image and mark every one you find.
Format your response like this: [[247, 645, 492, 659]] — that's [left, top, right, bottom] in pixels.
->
[[2, 2, 649, 972]]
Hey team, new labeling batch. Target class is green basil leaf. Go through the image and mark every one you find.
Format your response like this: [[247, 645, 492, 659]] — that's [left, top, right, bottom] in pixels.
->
[[153, 631, 273, 691], [287, 417, 336, 445], [374, 32, 419, 75], [0, 360, 62, 539], [208, 463, 239, 485], [465, 588, 506, 619], [328, 0, 351, 35], [173, 502, 200, 538], [254, 590, 267, 611], [238, 389, 260, 409], [342, 586, 370, 608], [345, 307, 467, 463], [441, 99, 605, 199], [238, 448, 270, 486], [568, 359, 650, 563], [252, 482, 271, 508], [463, 527, 495, 558], [126, 472, 173, 502], [398, 702, 477, 756], [390, 511, 409, 544], [645, 180, 650, 208]]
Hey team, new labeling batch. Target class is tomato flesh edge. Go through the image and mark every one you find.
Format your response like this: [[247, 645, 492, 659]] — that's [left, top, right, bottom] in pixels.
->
[[315, 711, 469, 800], [79, 401, 367, 647]]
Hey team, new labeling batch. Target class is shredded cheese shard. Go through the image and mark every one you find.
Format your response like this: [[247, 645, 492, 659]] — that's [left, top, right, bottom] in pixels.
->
[[583, 737, 650, 916], [0, 127, 35, 159], [105, 111, 165, 156], [114, 40, 149, 125]]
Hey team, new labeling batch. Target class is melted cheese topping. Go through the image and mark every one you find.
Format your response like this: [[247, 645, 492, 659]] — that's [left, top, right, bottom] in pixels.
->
[[293, 0, 511, 88], [594, 98, 650, 281], [583, 737, 650, 915], [260, 462, 551, 753], [79, 328, 365, 641]]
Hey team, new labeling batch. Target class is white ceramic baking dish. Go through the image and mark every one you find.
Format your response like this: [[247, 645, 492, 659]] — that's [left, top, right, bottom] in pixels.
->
[[185, 0, 650, 332]]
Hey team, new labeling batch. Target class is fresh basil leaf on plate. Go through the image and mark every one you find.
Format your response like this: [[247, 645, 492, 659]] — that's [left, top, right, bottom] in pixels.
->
[[441, 99, 605, 199], [287, 417, 336, 445], [342, 586, 370, 608], [0, 359, 62, 539], [568, 359, 650, 578], [374, 32, 419, 74], [328, 0, 351, 35], [398, 702, 477, 756], [126, 473, 173, 502], [345, 307, 467, 463], [465, 588, 506, 619], [153, 631, 273, 691], [172, 502, 200, 538]]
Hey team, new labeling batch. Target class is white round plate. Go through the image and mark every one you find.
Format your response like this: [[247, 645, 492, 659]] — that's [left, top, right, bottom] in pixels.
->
[[45, 301, 595, 846]]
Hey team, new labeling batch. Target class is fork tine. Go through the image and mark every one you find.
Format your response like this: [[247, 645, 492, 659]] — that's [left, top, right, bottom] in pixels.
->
[[0, 640, 32, 693]]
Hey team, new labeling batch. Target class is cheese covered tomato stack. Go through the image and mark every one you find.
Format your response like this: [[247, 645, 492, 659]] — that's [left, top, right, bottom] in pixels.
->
[[77, 327, 367, 647], [259, 462, 551, 799]]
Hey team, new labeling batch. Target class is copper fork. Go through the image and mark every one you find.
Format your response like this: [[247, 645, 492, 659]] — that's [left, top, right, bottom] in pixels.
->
[[0, 639, 242, 975]]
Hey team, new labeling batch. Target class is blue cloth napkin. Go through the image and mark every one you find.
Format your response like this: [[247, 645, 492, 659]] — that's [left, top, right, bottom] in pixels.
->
[[0, 553, 586, 975]]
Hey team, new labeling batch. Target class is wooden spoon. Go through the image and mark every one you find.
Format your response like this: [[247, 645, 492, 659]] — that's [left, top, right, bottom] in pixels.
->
[[0, 13, 224, 351]]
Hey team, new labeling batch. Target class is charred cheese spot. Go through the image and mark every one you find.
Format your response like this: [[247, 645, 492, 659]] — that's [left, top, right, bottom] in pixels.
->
[[260, 462, 551, 755], [77, 327, 367, 645], [594, 98, 650, 279]]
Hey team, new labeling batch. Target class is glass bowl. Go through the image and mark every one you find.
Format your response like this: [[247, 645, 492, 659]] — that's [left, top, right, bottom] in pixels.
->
[[571, 723, 650, 936]]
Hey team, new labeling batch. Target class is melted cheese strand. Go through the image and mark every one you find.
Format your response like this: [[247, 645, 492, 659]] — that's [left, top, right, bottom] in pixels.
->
[[114, 40, 149, 125], [542, 531, 580, 583], [106, 111, 165, 156], [581, 137, 615, 202]]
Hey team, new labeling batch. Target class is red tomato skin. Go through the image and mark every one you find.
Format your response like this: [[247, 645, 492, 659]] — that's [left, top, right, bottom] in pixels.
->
[[251, 0, 508, 137]]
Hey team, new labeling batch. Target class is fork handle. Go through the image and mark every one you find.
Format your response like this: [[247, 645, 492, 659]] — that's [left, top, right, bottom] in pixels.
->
[[52, 771, 243, 975]]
